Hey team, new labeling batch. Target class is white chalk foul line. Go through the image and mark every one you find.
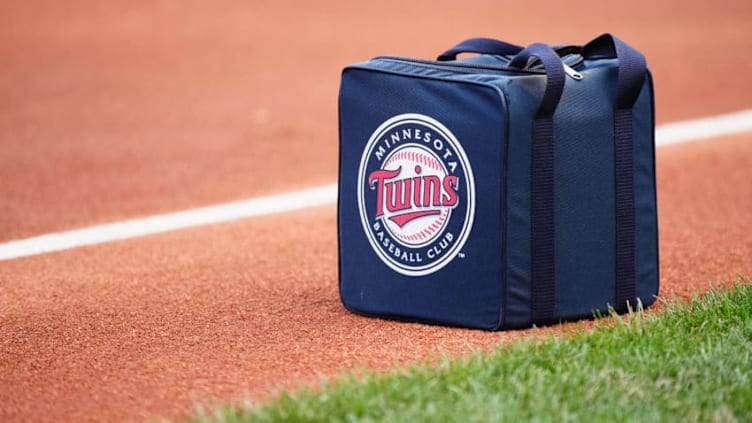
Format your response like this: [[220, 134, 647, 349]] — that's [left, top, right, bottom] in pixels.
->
[[0, 184, 338, 261], [1, 109, 751, 261], [655, 109, 752, 146]]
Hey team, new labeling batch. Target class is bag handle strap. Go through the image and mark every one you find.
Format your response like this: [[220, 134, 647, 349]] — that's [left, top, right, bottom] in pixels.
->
[[508, 43, 566, 117], [584, 34, 647, 312], [582, 33, 646, 109], [437, 37, 523, 61], [509, 43, 566, 324], [437, 38, 583, 62]]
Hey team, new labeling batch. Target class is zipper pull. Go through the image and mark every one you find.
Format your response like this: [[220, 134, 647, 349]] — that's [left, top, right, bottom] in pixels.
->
[[564, 63, 583, 80]]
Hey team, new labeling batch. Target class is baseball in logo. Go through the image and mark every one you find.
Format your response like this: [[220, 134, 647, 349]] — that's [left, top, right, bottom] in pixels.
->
[[357, 113, 475, 276]]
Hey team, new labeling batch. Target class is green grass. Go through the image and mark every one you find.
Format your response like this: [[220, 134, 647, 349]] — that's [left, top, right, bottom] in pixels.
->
[[190, 279, 752, 423]]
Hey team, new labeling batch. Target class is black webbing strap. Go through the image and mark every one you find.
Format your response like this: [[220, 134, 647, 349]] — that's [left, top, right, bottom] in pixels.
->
[[509, 44, 565, 323], [583, 34, 647, 312], [530, 116, 557, 322]]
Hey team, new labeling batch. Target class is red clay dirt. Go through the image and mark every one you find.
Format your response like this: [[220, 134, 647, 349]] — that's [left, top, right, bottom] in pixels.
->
[[1, 135, 750, 422], [1, 0, 751, 422], [1, 0, 751, 241]]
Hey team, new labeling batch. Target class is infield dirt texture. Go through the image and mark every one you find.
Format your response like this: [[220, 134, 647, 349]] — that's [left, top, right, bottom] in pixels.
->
[[1, 1, 751, 421]]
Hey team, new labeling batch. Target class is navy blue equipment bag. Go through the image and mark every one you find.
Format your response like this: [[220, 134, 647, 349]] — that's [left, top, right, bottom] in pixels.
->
[[337, 34, 659, 330]]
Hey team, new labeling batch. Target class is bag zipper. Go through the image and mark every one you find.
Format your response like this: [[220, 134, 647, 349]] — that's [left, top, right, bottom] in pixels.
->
[[373, 55, 585, 80], [563, 64, 583, 80]]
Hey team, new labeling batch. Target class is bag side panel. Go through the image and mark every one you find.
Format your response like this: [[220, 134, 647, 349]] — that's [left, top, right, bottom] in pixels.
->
[[504, 60, 658, 325], [553, 64, 619, 319], [501, 75, 545, 328], [553, 62, 658, 319], [633, 71, 659, 307]]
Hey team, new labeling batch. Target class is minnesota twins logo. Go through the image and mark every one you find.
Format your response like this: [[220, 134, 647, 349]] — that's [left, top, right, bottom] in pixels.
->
[[357, 113, 475, 276]]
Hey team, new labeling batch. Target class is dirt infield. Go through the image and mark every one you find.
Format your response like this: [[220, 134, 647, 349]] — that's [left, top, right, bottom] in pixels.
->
[[2, 0, 751, 242], [1, 0, 751, 421]]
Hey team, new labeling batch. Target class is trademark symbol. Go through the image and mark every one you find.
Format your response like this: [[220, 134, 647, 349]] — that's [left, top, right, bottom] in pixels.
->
[[458, 252, 466, 259]]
